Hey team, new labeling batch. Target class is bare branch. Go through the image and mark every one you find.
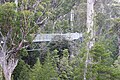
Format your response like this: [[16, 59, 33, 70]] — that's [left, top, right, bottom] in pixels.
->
[[36, 17, 48, 25], [0, 31, 4, 38]]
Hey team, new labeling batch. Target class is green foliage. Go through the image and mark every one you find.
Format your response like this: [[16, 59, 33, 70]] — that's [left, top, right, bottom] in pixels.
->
[[89, 43, 114, 80], [13, 59, 30, 80], [72, 42, 118, 80], [30, 53, 58, 80], [110, 56, 120, 80], [97, 36, 118, 59], [73, 51, 85, 80], [0, 2, 16, 35], [58, 49, 73, 80], [54, 20, 70, 33], [22, 51, 39, 67], [0, 2, 39, 47], [51, 0, 78, 18], [43, 0, 80, 33], [90, 43, 113, 64], [49, 39, 70, 58], [42, 52, 58, 80], [29, 58, 43, 80], [19, 48, 28, 57], [1, 1, 120, 80], [95, 13, 106, 30]]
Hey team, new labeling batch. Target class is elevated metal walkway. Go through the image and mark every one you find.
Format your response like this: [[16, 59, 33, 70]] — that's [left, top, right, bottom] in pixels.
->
[[0, 33, 83, 51], [27, 32, 83, 51], [33, 33, 82, 42]]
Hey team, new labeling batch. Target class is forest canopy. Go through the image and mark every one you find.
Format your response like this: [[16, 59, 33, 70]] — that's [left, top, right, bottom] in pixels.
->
[[0, 0, 120, 80]]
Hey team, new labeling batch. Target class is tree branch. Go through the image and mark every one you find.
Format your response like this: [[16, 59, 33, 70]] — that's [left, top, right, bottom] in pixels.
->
[[36, 17, 48, 25]]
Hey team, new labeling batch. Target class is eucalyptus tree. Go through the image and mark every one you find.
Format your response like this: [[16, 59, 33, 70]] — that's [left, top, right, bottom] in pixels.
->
[[83, 0, 95, 80], [0, 0, 50, 80]]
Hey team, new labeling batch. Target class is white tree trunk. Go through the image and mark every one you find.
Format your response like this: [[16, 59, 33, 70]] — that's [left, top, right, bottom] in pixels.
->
[[70, 9, 74, 27], [0, 0, 18, 80], [0, 50, 18, 80], [70, 8, 75, 32], [3, 69, 11, 80], [0, 37, 19, 78], [86, 0, 94, 48], [84, 0, 94, 80]]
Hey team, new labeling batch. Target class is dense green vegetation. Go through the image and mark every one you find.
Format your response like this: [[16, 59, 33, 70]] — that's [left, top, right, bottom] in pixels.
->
[[0, 0, 120, 80]]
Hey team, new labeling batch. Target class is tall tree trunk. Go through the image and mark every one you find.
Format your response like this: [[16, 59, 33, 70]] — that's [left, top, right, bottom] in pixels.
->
[[70, 9, 75, 32], [4, 70, 11, 80], [84, 0, 94, 80], [0, 1, 19, 80], [2, 58, 18, 80], [70, 9, 74, 27], [0, 43, 20, 80]]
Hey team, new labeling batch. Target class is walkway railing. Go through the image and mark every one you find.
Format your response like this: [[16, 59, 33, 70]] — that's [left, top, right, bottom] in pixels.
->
[[33, 33, 82, 42]]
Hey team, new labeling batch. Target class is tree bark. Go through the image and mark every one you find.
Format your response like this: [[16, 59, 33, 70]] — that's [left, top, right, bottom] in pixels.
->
[[84, 0, 94, 80], [2, 59, 18, 80], [70, 9, 74, 27], [4, 70, 11, 80], [0, 51, 18, 80]]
